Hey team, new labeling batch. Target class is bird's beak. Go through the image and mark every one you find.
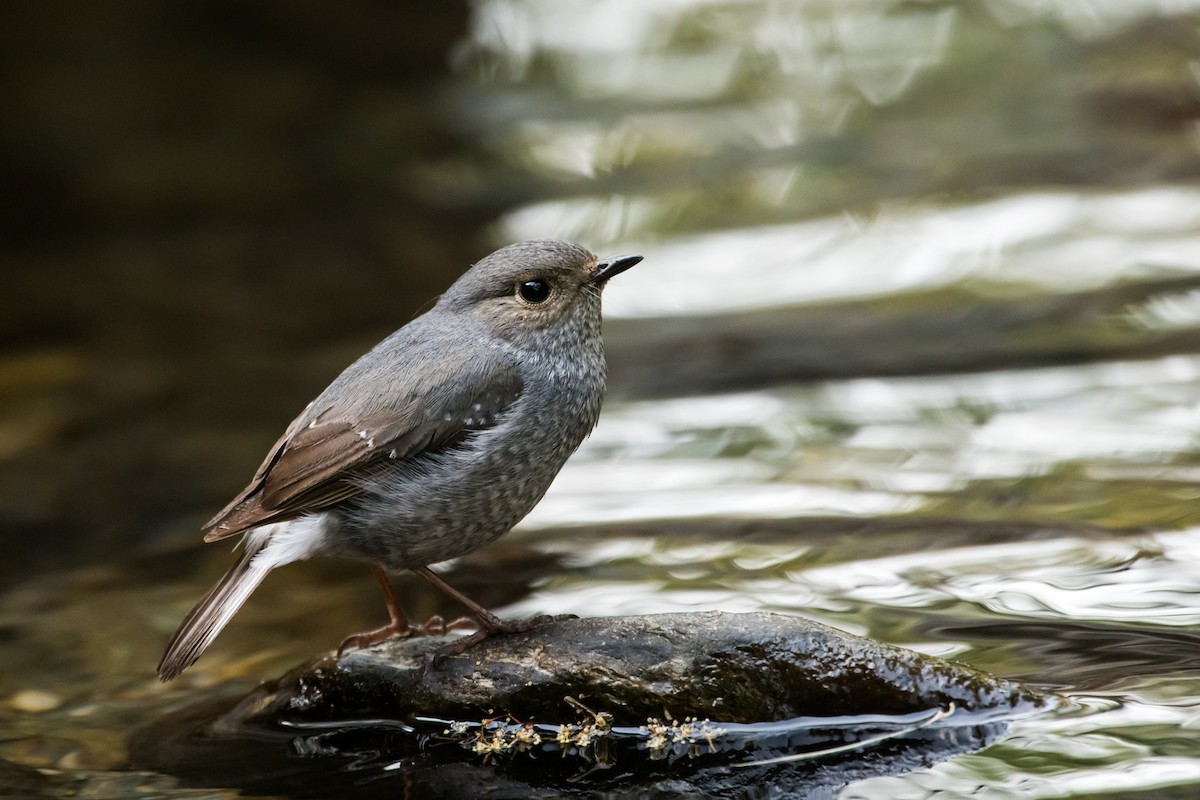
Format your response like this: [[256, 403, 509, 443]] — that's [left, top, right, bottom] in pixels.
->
[[591, 254, 643, 284]]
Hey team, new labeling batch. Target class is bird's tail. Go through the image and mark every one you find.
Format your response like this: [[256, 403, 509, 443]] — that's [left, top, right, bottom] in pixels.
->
[[157, 535, 274, 681]]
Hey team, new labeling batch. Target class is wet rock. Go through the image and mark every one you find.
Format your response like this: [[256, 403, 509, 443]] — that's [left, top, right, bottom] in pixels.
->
[[230, 610, 1045, 728], [133, 611, 1049, 798]]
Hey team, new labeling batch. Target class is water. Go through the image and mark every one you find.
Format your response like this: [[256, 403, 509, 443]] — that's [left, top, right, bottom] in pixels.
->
[[3, 0, 1200, 797]]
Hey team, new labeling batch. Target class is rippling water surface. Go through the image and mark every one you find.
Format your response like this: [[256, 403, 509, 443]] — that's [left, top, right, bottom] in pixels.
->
[[3, 0, 1200, 797]]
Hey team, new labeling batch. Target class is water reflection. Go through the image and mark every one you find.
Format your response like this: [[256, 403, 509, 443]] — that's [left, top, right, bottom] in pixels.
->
[[444, 0, 1200, 245], [861, 683, 1200, 799], [502, 527, 1200, 638], [795, 530, 1200, 628], [523, 355, 1200, 531], [505, 188, 1200, 316]]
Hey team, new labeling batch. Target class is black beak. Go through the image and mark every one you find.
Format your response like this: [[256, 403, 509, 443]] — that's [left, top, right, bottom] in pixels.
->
[[592, 254, 643, 284]]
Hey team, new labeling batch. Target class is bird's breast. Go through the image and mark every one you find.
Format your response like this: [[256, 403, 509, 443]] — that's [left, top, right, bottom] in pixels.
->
[[328, 350, 606, 569]]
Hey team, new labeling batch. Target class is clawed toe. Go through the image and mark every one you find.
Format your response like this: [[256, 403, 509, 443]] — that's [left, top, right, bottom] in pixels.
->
[[340, 566, 574, 659], [337, 621, 412, 657], [436, 612, 574, 656], [338, 613, 482, 657]]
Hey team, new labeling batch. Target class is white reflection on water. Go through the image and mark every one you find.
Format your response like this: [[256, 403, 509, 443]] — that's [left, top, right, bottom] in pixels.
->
[[504, 578, 782, 621], [1133, 289, 1200, 331], [845, 680, 1200, 799], [984, 0, 1200, 38], [523, 460, 917, 528], [505, 525, 1200, 675], [525, 354, 1200, 528], [502, 187, 1200, 317], [797, 530, 1200, 628], [460, 0, 956, 105]]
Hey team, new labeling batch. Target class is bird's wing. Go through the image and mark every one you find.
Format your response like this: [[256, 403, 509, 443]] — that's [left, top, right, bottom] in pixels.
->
[[202, 358, 524, 542]]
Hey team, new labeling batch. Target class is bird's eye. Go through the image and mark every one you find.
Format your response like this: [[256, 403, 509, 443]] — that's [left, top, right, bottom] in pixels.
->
[[518, 279, 551, 304]]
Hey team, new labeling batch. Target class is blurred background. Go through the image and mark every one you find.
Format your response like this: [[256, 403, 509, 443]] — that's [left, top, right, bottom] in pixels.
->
[[3, 1, 1200, 797]]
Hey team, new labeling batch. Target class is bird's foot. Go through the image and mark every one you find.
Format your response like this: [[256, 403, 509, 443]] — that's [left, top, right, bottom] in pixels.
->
[[336, 614, 478, 657], [438, 612, 578, 656], [337, 619, 412, 657], [334, 611, 461, 655]]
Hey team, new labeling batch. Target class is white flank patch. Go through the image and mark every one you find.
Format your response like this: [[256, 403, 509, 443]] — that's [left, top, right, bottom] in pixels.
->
[[249, 514, 329, 569]]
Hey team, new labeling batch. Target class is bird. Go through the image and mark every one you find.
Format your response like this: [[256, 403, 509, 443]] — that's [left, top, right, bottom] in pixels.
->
[[157, 240, 642, 681]]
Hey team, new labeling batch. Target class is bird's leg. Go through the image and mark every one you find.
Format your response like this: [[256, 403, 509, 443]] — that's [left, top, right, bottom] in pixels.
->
[[337, 565, 415, 656], [411, 566, 575, 654], [411, 566, 506, 630]]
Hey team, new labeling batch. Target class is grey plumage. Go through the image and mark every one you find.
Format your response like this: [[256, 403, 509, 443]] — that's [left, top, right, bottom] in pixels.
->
[[158, 240, 640, 681]]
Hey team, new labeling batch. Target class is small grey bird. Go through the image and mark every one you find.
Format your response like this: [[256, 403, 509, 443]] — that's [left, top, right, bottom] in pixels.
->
[[158, 240, 641, 681]]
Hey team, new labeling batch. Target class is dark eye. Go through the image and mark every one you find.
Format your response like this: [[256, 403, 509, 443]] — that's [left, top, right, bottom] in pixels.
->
[[518, 279, 551, 303]]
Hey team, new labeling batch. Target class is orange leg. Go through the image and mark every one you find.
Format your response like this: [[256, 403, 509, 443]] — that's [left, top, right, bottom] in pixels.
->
[[411, 566, 574, 653], [337, 566, 477, 657], [337, 565, 413, 656]]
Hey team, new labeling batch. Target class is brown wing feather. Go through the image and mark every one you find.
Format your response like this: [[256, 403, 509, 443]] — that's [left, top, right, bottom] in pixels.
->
[[203, 420, 386, 540], [202, 369, 523, 542], [202, 404, 312, 531]]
